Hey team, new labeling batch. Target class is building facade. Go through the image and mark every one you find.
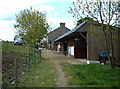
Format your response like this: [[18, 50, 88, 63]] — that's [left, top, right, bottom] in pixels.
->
[[54, 21, 120, 64], [47, 23, 70, 49]]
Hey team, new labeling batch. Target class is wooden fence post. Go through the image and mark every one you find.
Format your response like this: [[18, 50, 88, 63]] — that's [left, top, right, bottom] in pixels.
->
[[40, 49, 41, 58], [40, 49, 41, 62], [15, 58, 18, 88], [28, 47, 30, 72], [28, 55, 30, 72], [37, 50, 39, 64]]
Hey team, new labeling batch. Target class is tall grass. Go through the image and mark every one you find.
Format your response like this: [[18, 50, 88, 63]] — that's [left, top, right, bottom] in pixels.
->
[[61, 62, 119, 87]]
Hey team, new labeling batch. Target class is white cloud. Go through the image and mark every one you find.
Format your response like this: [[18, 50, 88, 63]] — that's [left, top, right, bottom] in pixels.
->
[[54, 12, 59, 16], [0, 0, 56, 41], [0, 0, 75, 41], [0, 20, 16, 41], [0, 0, 50, 7], [48, 18, 76, 30], [34, 4, 55, 12], [49, 0, 74, 3], [0, 29, 15, 41], [0, 0, 55, 19]]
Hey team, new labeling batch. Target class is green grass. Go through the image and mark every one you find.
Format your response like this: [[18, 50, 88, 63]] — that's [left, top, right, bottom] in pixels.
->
[[19, 57, 57, 87], [60, 62, 119, 87], [2, 42, 29, 60], [2, 42, 42, 87]]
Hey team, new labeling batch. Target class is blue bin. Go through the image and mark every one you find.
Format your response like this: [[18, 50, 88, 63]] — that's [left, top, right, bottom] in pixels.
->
[[100, 52, 104, 56], [100, 52, 107, 56], [103, 53, 107, 56]]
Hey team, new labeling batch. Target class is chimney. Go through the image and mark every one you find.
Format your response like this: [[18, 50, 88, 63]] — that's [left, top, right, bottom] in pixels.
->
[[60, 23, 65, 28]]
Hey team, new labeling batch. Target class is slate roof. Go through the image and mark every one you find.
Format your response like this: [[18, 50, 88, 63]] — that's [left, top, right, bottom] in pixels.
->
[[54, 21, 87, 42]]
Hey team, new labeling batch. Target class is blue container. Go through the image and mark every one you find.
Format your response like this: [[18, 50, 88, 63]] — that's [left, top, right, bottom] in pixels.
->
[[100, 52, 104, 56], [100, 52, 107, 56], [103, 53, 107, 56]]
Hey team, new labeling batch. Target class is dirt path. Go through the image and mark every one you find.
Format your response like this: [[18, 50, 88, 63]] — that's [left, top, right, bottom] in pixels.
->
[[42, 49, 83, 87]]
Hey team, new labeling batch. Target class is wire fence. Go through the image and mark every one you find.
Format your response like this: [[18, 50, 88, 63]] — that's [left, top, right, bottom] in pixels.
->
[[1, 42, 41, 88]]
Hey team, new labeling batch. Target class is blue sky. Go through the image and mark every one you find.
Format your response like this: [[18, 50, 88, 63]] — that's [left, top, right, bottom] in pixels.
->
[[0, 0, 76, 41]]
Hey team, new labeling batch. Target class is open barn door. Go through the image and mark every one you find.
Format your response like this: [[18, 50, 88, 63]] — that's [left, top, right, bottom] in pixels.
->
[[74, 38, 87, 58]]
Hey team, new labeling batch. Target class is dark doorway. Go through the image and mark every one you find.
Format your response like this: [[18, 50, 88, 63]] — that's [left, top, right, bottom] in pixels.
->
[[74, 37, 87, 58], [64, 41, 68, 51]]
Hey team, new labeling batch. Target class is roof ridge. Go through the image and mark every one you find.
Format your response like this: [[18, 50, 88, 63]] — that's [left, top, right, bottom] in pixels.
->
[[54, 21, 87, 42]]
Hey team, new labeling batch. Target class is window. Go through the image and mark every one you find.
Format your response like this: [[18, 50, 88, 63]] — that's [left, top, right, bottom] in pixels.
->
[[75, 38, 80, 41]]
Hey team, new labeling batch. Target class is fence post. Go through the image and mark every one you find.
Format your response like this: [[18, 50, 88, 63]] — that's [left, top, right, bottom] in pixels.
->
[[40, 49, 41, 62], [28, 55, 30, 72], [40, 49, 41, 58], [15, 58, 18, 88], [37, 50, 38, 64], [28, 47, 30, 72]]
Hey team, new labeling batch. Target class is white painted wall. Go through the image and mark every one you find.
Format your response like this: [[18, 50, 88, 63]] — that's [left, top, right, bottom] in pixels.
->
[[71, 46, 74, 56], [68, 46, 74, 56], [57, 44, 60, 51], [68, 46, 71, 54]]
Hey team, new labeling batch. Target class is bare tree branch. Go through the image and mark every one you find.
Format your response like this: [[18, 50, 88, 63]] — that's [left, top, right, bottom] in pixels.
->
[[111, 15, 120, 26]]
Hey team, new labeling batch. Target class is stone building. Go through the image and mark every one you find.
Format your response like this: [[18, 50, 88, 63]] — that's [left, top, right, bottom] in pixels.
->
[[47, 23, 70, 49]]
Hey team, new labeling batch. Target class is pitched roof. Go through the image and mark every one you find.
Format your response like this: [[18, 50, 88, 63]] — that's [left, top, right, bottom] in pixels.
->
[[47, 24, 70, 35], [54, 21, 87, 42]]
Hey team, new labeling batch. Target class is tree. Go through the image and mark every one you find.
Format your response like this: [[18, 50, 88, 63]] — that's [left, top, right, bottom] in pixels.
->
[[14, 35, 19, 41], [76, 16, 93, 26], [69, 0, 120, 68], [14, 7, 49, 66]]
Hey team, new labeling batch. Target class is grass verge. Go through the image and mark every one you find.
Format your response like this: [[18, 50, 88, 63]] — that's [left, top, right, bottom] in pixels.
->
[[2, 42, 29, 60], [2, 42, 42, 87], [60, 62, 119, 87], [20, 57, 57, 87]]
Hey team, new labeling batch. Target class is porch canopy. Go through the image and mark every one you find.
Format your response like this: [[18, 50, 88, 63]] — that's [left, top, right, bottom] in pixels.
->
[[54, 21, 87, 42]]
